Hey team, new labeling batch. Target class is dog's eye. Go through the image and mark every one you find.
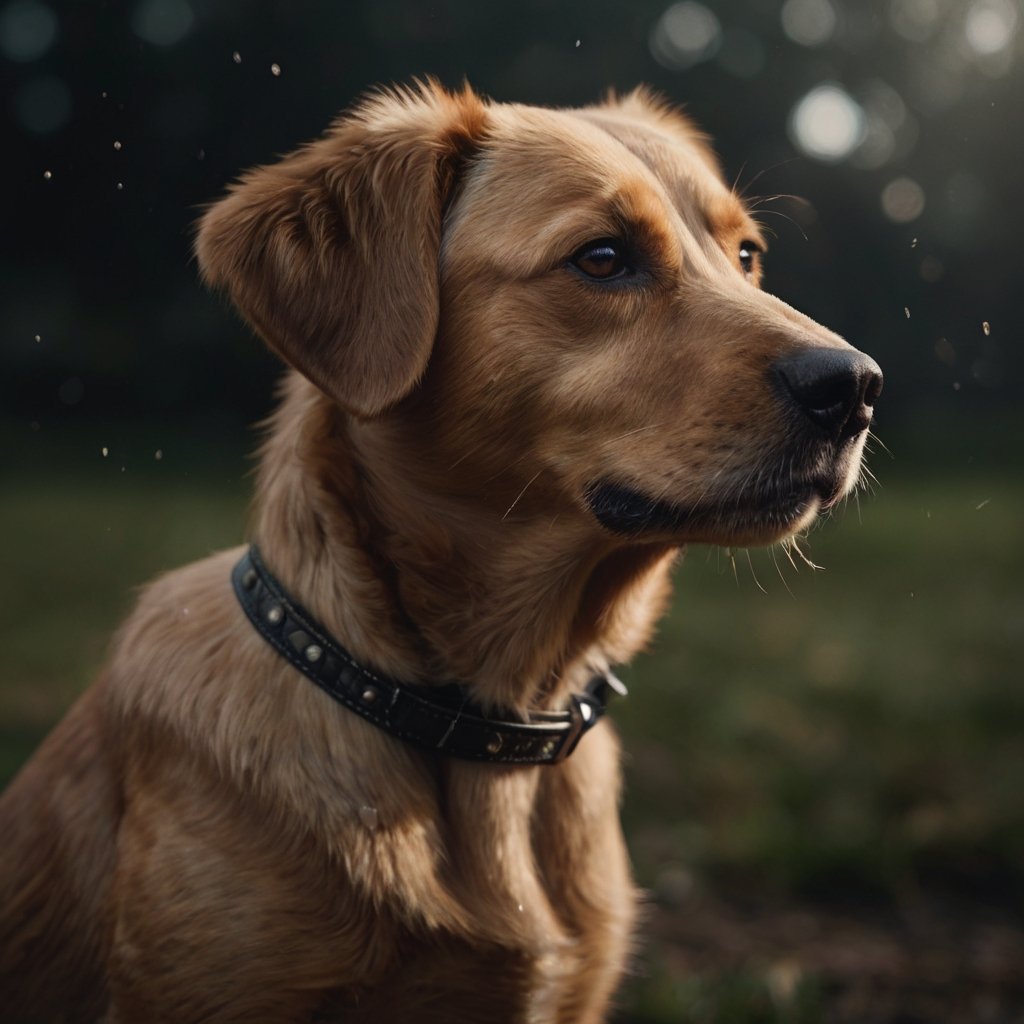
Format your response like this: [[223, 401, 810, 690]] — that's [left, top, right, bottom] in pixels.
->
[[739, 241, 761, 276], [571, 240, 629, 281]]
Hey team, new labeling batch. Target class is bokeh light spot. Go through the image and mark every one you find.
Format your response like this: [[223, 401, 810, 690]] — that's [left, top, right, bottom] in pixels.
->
[[132, 0, 193, 47], [853, 116, 897, 169], [781, 0, 838, 47], [650, 2, 721, 70], [964, 0, 1017, 55], [789, 83, 865, 162], [881, 177, 926, 223], [888, 0, 941, 42], [0, 0, 57, 61], [852, 80, 915, 169]]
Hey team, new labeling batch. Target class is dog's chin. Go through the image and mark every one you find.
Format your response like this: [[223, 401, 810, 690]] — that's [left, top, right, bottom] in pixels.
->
[[585, 480, 827, 546]]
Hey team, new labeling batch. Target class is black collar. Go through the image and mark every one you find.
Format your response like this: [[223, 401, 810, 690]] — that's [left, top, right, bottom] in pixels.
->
[[232, 547, 625, 765]]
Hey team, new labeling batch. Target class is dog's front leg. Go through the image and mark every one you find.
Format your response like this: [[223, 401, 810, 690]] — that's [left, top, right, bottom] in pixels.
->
[[533, 725, 638, 1024]]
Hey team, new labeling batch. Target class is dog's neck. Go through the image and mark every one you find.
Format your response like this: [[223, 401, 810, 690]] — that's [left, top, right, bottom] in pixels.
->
[[250, 375, 676, 712]]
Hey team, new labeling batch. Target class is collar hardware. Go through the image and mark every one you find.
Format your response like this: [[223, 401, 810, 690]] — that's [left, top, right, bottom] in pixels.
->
[[232, 547, 622, 766]]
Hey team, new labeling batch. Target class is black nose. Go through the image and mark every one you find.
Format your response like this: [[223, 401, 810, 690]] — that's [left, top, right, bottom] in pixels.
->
[[774, 347, 883, 441]]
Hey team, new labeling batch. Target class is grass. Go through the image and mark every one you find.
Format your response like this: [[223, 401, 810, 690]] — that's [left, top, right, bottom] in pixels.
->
[[2, 422, 1023, 1021], [0, 438, 250, 782], [620, 475, 1024, 897], [612, 470, 1024, 1021]]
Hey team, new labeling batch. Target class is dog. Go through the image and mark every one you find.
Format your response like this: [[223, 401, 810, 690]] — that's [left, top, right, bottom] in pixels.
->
[[0, 81, 881, 1022]]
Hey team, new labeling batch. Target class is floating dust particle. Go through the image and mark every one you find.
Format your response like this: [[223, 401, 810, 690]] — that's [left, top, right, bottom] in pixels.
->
[[904, 307, 910, 318], [155, 449, 163, 460], [953, 382, 961, 391], [101, 447, 109, 457], [575, 39, 581, 47], [43, 170, 52, 180], [270, 62, 281, 76], [983, 321, 991, 335], [113, 140, 122, 151], [976, 498, 991, 510], [34, 334, 41, 343], [116, 182, 124, 190], [232, 50, 241, 63], [911, 237, 918, 248]]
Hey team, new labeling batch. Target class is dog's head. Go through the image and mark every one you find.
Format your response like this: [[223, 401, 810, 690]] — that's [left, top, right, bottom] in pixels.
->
[[197, 81, 881, 550]]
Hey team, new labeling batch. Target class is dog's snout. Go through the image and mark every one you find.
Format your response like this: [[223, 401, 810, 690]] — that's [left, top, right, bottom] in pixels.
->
[[775, 347, 883, 441]]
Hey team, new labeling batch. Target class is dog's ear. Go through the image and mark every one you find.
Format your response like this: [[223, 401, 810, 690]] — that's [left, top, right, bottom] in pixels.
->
[[196, 82, 487, 418]]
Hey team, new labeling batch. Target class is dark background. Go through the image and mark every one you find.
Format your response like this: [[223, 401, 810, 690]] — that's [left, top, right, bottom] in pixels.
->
[[3, 2, 1024, 1021], [3, 0, 1021, 444]]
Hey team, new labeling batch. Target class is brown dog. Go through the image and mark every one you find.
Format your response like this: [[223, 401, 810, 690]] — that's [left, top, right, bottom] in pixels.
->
[[0, 82, 880, 1023]]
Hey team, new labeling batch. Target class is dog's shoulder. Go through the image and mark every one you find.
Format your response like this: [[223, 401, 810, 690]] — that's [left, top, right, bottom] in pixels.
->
[[102, 547, 275, 768], [107, 548, 250, 703]]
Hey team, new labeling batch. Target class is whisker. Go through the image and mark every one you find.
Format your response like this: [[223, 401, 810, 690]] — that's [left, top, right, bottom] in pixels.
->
[[860, 463, 881, 489], [752, 208, 808, 242], [780, 538, 801, 574], [746, 191, 812, 208], [735, 158, 801, 198], [789, 536, 823, 571], [501, 470, 543, 522], [868, 430, 894, 460], [744, 549, 768, 594], [770, 545, 795, 597], [731, 159, 750, 195]]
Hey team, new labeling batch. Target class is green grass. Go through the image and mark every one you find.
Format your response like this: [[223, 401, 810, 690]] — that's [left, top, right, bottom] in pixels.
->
[[2, 431, 1023, 1021], [619, 476, 1024, 896], [0, 459, 249, 782], [625, 963, 825, 1024]]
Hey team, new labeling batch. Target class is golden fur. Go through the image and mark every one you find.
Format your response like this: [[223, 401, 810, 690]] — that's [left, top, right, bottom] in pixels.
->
[[0, 82, 878, 1022]]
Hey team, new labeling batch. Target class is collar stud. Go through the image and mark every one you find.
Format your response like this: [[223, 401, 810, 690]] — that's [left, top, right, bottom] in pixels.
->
[[232, 547, 621, 766]]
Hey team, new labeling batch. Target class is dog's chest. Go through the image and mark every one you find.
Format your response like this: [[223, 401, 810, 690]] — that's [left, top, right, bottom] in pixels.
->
[[328, 742, 630, 1021]]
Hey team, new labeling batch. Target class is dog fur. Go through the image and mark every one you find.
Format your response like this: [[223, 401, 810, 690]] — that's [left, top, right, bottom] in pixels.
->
[[0, 82, 879, 1022]]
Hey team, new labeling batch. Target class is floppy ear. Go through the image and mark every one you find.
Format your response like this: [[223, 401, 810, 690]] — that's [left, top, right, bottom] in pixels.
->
[[195, 82, 487, 417]]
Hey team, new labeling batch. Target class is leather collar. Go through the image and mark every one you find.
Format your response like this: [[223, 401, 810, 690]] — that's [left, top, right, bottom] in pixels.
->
[[232, 547, 625, 765]]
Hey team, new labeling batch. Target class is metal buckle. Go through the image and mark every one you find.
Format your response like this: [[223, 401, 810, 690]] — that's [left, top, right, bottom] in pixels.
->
[[551, 693, 601, 763]]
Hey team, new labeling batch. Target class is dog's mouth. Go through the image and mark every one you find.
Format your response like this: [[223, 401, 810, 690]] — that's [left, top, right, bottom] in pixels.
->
[[585, 479, 828, 544], [585, 425, 870, 545]]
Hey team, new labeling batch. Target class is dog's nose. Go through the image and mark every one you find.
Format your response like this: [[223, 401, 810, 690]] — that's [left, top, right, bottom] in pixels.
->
[[774, 347, 883, 441]]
